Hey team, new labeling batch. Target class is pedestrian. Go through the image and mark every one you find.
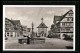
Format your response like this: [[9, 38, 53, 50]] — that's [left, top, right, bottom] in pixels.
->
[[27, 36, 30, 44]]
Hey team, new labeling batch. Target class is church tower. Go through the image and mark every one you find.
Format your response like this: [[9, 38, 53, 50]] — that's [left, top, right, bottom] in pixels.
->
[[37, 18, 48, 37]]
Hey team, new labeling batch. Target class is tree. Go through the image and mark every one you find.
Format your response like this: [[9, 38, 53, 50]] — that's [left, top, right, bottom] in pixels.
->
[[50, 24, 54, 30]]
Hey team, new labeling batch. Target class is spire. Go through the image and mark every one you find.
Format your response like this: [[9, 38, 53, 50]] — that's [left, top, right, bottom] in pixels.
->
[[32, 22, 34, 27], [41, 17, 43, 22], [37, 18, 48, 28], [11, 18, 13, 20]]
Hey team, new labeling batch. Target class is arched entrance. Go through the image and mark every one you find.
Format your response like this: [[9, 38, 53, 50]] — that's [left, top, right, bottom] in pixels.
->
[[41, 31, 44, 37]]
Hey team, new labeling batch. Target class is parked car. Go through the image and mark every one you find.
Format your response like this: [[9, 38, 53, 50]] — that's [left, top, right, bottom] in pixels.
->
[[63, 34, 72, 40]]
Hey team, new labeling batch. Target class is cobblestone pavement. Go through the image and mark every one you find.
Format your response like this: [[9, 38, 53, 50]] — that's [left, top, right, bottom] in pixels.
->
[[5, 37, 73, 49]]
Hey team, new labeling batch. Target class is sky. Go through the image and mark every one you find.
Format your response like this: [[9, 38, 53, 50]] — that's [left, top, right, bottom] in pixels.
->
[[5, 6, 73, 32]]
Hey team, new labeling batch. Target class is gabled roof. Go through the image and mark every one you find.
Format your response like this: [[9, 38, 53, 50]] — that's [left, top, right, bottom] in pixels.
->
[[21, 26, 27, 31], [37, 22, 48, 28], [54, 16, 62, 25], [5, 18, 14, 25], [54, 16, 62, 21], [5, 18, 12, 22], [5, 18, 9, 20], [55, 10, 73, 25], [12, 20, 20, 25], [62, 10, 73, 18], [5, 18, 21, 26]]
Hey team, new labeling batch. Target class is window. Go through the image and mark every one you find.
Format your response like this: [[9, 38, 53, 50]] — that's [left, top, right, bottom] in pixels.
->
[[5, 32, 6, 35], [61, 28, 65, 32], [72, 18, 73, 21], [16, 25, 17, 27], [6, 28, 9, 30], [66, 23, 70, 26], [66, 28, 70, 32], [42, 24, 43, 26], [67, 18, 73, 21], [68, 13, 72, 16], [17, 35, 19, 37], [11, 28, 13, 30], [11, 32, 13, 34], [69, 14, 71, 16], [62, 23, 65, 26], [66, 28, 70, 30], [10, 25, 11, 27], [7, 35, 9, 36], [67, 18, 69, 21], [70, 28, 73, 32], [70, 23, 73, 27], [70, 14, 73, 16], [65, 23, 67, 26], [6, 24, 10, 27], [5, 25, 7, 27], [10, 35, 13, 37], [7, 32, 9, 34], [69, 18, 72, 21]]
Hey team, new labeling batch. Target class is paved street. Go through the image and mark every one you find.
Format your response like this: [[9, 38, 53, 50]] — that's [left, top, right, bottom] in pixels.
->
[[5, 37, 73, 49]]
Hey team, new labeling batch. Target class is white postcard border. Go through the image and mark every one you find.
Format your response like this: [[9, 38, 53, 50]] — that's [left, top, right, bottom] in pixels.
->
[[3, 5, 75, 51]]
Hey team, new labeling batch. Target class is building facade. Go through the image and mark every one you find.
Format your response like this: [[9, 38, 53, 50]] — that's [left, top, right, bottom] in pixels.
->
[[21, 26, 28, 36], [5, 18, 23, 38], [37, 18, 48, 37], [5, 18, 16, 37], [53, 10, 73, 39]]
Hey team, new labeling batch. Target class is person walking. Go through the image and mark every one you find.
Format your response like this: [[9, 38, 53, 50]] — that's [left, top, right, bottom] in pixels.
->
[[27, 36, 30, 44]]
